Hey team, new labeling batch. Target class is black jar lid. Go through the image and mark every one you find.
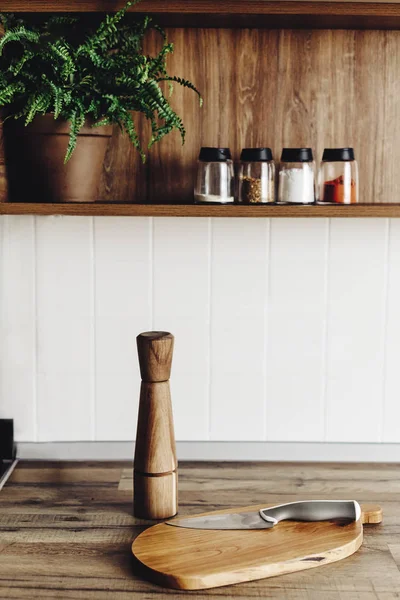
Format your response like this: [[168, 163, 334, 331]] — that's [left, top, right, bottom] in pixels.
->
[[199, 147, 232, 162], [322, 148, 355, 162], [240, 148, 273, 162], [281, 148, 313, 162]]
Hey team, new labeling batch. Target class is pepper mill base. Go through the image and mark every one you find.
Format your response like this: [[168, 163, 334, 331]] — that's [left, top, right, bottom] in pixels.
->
[[133, 470, 178, 520]]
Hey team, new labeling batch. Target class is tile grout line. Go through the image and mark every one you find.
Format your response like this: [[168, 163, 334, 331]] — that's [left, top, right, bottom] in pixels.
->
[[380, 31, 391, 435], [322, 218, 331, 443], [380, 218, 391, 443], [207, 217, 213, 441], [89, 217, 96, 442], [33, 216, 38, 442], [150, 217, 154, 329], [264, 218, 271, 442], [0, 218, 4, 418]]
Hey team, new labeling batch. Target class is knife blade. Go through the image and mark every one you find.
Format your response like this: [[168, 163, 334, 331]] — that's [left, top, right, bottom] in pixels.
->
[[165, 500, 361, 530]]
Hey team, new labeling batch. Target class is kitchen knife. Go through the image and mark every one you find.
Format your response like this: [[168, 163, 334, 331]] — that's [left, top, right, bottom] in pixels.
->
[[165, 500, 361, 530]]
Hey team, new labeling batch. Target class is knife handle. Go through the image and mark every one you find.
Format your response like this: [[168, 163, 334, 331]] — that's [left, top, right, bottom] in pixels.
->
[[259, 500, 361, 525]]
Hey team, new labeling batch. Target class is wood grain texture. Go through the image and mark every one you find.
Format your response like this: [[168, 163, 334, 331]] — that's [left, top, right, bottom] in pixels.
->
[[1, 28, 400, 207], [0, 461, 399, 599], [133, 471, 178, 520], [361, 503, 383, 523], [134, 332, 177, 519], [2, 2, 400, 30], [4, 0, 400, 9], [136, 332, 174, 383], [132, 502, 382, 590], [1, 203, 400, 216], [134, 382, 177, 475]]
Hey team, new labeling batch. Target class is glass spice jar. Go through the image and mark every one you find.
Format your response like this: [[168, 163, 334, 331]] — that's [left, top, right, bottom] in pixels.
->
[[278, 148, 316, 204], [318, 148, 359, 204], [237, 148, 275, 204], [194, 147, 234, 204]]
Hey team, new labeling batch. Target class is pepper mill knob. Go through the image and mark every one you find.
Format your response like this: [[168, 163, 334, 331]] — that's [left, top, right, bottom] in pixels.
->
[[134, 331, 177, 520], [137, 331, 174, 382]]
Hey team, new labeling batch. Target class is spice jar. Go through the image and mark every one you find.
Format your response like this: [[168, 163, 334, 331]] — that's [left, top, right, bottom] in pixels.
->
[[318, 148, 359, 204], [278, 148, 315, 204], [237, 148, 275, 204], [194, 147, 234, 204]]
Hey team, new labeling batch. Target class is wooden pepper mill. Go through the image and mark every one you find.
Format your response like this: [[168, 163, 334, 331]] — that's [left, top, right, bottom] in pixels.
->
[[134, 331, 178, 520]]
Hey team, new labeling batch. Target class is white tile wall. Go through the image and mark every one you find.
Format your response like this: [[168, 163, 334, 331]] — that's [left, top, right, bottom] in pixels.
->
[[153, 218, 210, 440], [94, 216, 152, 441], [266, 219, 328, 442], [35, 216, 93, 441], [325, 219, 388, 442], [383, 219, 400, 442], [210, 218, 268, 441], [1, 215, 399, 447], [0, 216, 36, 442]]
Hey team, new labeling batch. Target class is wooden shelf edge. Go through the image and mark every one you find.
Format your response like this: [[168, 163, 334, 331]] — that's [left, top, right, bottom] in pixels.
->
[[1, 203, 400, 217], [2, 1, 400, 15], [2, 2, 400, 29]]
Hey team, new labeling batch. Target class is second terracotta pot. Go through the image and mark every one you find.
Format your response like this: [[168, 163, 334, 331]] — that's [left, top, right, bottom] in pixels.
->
[[3, 114, 113, 203]]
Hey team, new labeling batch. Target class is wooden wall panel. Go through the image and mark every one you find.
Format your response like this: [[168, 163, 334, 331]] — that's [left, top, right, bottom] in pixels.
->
[[2, 3, 400, 30], [1, 28, 399, 204]]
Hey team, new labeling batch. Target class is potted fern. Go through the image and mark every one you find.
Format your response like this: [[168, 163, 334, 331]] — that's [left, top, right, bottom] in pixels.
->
[[0, 1, 201, 203]]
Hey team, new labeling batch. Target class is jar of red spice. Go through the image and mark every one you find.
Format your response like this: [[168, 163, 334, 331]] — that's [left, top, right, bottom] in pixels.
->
[[318, 148, 359, 204]]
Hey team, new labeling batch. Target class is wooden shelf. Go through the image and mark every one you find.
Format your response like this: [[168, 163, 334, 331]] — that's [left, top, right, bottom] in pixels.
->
[[1, 203, 400, 217], [2, 1, 400, 29]]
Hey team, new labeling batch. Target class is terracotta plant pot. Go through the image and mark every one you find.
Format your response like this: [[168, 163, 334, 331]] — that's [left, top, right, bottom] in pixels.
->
[[3, 114, 113, 203]]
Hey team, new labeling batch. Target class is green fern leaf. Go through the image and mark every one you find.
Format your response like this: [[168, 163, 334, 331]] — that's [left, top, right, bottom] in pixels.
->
[[64, 111, 85, 163], [157, 76, 203, 106], [0, 82, 24, 105], [25, 93, 50, 124], [0, 1, 201, 161], [0, 27, 39, 54]]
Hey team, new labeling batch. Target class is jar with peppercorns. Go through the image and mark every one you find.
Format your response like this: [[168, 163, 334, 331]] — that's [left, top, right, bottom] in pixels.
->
[[237, 148, 275, 204], [318, 148, 359, 204]]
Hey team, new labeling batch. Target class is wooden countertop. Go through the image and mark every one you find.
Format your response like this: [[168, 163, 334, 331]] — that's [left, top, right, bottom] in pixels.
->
[[0, 461, 398, 598]]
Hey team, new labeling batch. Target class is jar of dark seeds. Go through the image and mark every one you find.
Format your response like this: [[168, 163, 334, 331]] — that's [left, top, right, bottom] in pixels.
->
[[237, 148, 275, 204]]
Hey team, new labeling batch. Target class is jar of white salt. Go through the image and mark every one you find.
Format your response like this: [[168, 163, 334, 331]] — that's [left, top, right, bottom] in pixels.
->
[[278, 148, 315, 204], [194, 147, 234, 204]]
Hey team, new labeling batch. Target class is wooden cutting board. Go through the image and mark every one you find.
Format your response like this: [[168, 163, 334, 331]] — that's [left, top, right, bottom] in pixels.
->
[[132, 502, 382, 590]]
